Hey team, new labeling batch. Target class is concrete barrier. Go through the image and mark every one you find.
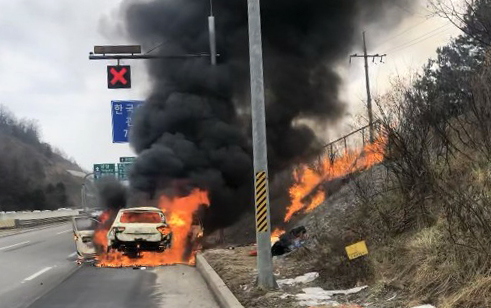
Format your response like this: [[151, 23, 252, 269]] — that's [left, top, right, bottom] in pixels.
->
[[0, 209, 80, 221], [196, 253, 244, 308], [0, 209, 81, 229]]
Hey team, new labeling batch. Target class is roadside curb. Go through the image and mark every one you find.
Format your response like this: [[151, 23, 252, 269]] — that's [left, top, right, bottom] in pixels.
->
[[196, 253, 244, 308]]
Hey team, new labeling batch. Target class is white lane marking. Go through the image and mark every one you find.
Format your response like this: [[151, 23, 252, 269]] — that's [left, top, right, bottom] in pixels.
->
[[56, 229, 72, 235], [68, 252, 77, 258], [23, 267, 53, 282], [0, 241, 30, 250]]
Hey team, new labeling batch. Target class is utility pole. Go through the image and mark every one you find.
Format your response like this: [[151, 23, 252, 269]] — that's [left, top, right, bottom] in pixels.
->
[[247, 0, 277, 289], [81, 173, 94, 211], [208, 0, 217, 65], [350, 32, 386, 143]]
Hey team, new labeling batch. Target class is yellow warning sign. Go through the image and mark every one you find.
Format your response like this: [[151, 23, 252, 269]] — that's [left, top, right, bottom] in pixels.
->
[[345, 241, 369, 260], [255, 171, 268, 233]]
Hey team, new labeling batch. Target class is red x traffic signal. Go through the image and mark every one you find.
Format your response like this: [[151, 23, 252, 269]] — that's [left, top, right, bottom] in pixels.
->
[[107, 65, 131, 89]]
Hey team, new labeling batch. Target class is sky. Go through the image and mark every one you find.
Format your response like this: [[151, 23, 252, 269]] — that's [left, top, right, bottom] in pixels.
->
[[0, 0, 463, 172]]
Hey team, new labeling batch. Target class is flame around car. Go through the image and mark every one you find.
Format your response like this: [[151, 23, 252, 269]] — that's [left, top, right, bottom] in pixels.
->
[[94, 189, 209, 267]]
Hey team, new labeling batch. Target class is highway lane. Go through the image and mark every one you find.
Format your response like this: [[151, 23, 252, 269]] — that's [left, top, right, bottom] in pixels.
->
[[29, 265, 219, 308], [0, 223, 219, 308], [0, 222, 78, 308]]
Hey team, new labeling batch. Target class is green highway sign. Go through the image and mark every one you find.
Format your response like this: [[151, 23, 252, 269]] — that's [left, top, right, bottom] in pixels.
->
[[119, 157, 136, 163], [117, 163, 133, 181], [94, 163, 116, 180]]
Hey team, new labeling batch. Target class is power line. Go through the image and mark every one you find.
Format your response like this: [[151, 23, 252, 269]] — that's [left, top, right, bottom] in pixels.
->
[[377, 16, 434, 47], [393, 2, 430, 18], [385, 23, 450, 52], [144, 40, 169, 55], [387, 27, 454, 54], [384, 23, 452, 53]]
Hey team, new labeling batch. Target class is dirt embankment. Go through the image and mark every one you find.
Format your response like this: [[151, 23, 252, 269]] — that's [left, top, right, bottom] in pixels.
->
[[201, 166, 436, 308], [203, 245, 409, 308]]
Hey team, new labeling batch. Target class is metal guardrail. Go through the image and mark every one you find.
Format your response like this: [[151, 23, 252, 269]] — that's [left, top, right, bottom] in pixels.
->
[[319, 120, 382, 161], [14, 216, 72, 228]]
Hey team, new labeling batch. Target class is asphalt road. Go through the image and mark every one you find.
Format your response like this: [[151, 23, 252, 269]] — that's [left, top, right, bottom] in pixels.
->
[[0, 223, 78, 308], [0, 223, 219, 308]]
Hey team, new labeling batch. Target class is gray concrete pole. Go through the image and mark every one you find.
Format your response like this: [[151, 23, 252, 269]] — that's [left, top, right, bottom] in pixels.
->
[[82, 173, 94, 211], [81, 185, 86, 210], [247, 0, 276, 289], [208, 16, 217, 65]]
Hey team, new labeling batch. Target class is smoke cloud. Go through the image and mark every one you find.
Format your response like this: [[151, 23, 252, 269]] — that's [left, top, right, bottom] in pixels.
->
[[97, 178, 128, 212], [121, 0, 414, 230]]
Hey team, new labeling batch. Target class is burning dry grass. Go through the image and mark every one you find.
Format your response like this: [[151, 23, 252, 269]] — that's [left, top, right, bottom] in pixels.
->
[[284, 136, 386, 222], [94, 189, 209, 267]]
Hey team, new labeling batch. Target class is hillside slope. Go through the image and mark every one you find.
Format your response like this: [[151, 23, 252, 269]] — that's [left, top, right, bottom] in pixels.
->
[[0, 107, 84, 211]]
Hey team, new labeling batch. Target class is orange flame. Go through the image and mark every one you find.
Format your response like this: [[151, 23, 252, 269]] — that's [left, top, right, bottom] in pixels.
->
[[284, 136, 386, 222], [94, 189, 209, 267], [271, 228, 285, 243], [93, 210, 112, 249]]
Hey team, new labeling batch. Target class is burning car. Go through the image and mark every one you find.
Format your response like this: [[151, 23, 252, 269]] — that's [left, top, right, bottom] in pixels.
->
[[72, 216, 98, 260], [106, 207, 173, 257]]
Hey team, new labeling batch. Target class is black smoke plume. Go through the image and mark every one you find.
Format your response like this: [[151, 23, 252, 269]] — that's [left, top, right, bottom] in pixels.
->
[[94, 179, 128, 253], [122, 0, 415, 231], [97, 178, 127, 212]]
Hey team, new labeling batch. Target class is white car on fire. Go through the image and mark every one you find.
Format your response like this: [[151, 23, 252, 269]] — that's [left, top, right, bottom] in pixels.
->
[[72, 216, 98, 260], [107, 207, 173, 257]]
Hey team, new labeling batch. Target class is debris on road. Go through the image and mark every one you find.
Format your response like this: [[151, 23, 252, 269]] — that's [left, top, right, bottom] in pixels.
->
[[282, 285, 368, 307], [294, 287, 340, 306], [248, 250, 257, 256], [277, 272, 319, 287], [271, 226, 307, 256]]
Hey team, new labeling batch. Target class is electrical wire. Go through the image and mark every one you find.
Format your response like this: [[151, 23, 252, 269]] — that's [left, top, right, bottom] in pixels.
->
[[384, 23, 453, 53], [377, 16, 434, 48], [144, 39, 169, 55], [385, 26, 454, 54], [393, 2, 430, 18]]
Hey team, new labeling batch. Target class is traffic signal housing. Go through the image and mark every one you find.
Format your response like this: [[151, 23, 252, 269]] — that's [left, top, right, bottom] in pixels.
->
[[107, 65, 131, 89]]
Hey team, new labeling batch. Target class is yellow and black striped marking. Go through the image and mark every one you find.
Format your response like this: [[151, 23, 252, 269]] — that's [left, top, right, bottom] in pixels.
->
[[255, 171, 269, 233]]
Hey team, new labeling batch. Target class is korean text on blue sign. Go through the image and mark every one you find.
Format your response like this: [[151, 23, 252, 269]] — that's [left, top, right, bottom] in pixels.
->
[[111, 100, 143, 143]]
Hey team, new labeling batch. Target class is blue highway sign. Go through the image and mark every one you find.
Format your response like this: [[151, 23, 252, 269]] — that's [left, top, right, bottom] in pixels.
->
[[111, 100, 143, 143]]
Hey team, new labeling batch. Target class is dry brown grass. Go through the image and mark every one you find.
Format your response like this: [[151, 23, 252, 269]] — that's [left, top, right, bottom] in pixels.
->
[[442, 275, 491, 308], [401, 225, 462, 302]]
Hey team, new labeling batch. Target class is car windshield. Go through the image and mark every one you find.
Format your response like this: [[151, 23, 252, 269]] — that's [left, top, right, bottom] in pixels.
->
[[74, 218, 98, 231], [120, 211, 162, 223]]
